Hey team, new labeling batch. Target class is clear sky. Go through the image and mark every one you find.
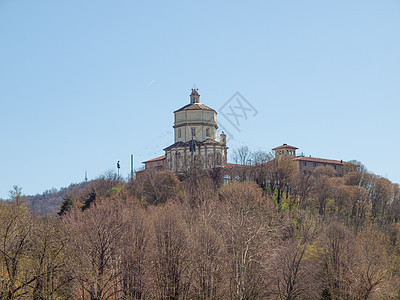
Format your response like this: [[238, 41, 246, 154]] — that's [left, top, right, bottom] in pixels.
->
[[1, 0, 399, 199]]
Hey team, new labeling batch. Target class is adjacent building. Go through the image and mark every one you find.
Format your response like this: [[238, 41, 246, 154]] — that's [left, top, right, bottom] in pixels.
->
[[293, 156, 343, 177], [272, 143, 343, 177], [142, 155, 166, 170]]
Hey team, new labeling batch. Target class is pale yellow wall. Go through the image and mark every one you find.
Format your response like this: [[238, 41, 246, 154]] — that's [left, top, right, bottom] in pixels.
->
[[168, 103, 223, 171], [174, 110, 217, 143]]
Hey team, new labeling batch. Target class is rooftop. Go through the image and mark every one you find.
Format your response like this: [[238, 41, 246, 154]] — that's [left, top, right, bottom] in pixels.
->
[[142, 155, 166, 164], [174, 103, 215, 113], [272, 143, 299, 150], [293, 156, 343, 165]]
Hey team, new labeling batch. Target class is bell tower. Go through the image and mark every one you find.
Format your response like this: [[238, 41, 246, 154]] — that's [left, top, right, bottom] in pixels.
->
[[272, 143, 298, 158], [190, 88, 200, 103]]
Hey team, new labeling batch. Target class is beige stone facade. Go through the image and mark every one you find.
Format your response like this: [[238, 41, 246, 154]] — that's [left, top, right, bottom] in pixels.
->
[[174, 109, 217, 143]]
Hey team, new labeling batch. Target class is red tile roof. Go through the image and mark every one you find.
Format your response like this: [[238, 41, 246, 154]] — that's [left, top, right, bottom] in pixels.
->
[[142, 155, 166, 164], [272, 144, 298, 150], [293, 156, 343, 165], [174, 103, 215, 113], [226, 163, 247, 167]]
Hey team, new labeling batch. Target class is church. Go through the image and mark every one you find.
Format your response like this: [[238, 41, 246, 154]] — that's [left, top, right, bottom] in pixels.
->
[[140, 88, 228, 173]]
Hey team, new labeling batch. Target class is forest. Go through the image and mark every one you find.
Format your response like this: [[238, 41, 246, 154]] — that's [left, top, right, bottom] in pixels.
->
[[1, 153, 400, 300]]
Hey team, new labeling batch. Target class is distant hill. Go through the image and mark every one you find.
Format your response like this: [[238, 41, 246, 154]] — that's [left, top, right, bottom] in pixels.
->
[[26, 182, 90, 215]]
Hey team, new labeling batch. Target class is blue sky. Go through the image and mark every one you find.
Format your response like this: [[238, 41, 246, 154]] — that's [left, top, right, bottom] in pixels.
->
[[0, 0, 399, 199]]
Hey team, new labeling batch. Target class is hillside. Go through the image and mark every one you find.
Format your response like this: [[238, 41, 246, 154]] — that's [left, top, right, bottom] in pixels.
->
[[1, 158, 399, 298], [25, 182, 90, 215]]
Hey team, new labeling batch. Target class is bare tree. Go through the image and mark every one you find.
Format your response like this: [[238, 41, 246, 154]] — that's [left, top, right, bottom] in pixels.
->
[[267, 155, 298, 208], [232, 146, 251, 165], [352, 227, 392, 299], [318, 222, 356, 299], [121, 206, 152, 299], [294, 172, 315, 209], [151, 203, 192, 299], [189, 221, 225, 299], [64, 204, 127, 299], [136, 169, 180, 206], [369, 176, 393, 225], [0, 200, 34, 299], [219, 182, 275, 299], [388, 183, 400, 223], [28, 216, 72, 299], [251, 150, 273, 191], [272, 214, 321, 300]]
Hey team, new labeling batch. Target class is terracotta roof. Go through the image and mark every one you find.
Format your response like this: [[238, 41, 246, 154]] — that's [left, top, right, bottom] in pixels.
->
[[174, 103, 216, 113], [226, 163, 247, 167], [272, 144, 298, 150], [292, 156, 343, 165], [142, 155, 166, 164]]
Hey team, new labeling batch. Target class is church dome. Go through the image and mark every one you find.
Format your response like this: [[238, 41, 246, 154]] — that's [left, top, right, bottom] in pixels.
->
[[173, 88, 218, 143]]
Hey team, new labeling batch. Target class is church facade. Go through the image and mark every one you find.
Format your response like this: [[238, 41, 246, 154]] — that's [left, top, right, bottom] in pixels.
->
[[163, 89, 228, 172]]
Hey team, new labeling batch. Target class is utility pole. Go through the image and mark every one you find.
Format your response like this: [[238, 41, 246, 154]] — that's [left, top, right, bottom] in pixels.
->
[[117, 161, 120, 177], [130, 154, 134, 181]]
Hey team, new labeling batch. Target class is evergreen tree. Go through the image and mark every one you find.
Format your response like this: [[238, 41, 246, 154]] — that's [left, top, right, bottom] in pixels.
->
[[57, 193, 75, 216], [82, 189, 97, 211]]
